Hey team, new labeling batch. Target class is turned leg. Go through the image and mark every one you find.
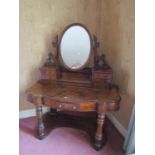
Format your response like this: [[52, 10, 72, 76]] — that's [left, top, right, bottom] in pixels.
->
[[36, 105, 45, 139], [94, 112, 105, 150]]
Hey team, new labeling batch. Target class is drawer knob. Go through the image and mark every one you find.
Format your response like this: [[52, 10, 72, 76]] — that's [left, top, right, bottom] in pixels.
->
[[59, 104, 62, 108], [73, 106, 76, 110], [57, 104, 62, 112]]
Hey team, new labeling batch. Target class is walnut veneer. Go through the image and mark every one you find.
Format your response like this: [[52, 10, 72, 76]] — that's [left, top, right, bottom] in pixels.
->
[[26, 79, 120, 150], [26, 23, 121, 151]]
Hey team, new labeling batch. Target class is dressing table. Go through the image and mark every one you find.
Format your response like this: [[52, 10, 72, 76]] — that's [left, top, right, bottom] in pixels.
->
[[26, 23, 121, 150]]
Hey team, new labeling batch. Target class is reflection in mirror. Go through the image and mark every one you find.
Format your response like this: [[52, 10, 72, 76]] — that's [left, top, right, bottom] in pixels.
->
[[60, 25, 91, 70]]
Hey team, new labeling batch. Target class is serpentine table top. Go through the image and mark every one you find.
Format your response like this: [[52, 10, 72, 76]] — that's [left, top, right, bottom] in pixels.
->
[[26, 80, 121, 112]]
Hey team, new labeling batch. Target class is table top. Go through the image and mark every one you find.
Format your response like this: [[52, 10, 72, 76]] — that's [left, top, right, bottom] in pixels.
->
[[26, 80, 121, 104]]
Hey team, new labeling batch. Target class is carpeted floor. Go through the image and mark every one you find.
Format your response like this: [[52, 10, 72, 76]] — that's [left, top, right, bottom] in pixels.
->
[[19, 114, 124, 155]]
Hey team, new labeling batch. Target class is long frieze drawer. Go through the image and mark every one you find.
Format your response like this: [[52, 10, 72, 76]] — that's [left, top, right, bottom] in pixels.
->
[[57, 102, 79, 111], [43, 97, 79, 111], [43, 97, 96, 112], [79, 102, 96, 111]]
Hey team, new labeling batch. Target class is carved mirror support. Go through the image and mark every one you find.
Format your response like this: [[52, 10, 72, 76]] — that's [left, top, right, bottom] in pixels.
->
[[41, 23, 112, 86]]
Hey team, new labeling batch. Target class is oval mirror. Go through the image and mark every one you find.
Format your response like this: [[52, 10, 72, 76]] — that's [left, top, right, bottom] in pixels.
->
[[59, 24, 91, 71]]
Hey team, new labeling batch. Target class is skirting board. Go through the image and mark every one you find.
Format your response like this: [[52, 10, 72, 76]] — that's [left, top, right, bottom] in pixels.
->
[[19, 107, 50, 119], [19, 108, 127, 138], [106, 112, 127, 138]]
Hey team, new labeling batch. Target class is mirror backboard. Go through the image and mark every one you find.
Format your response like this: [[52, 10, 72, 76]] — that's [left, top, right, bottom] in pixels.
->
[[59, 24, 92, 71]]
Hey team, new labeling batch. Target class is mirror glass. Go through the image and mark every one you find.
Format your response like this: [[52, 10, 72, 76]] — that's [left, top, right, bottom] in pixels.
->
[[60, 25, 91, 70]]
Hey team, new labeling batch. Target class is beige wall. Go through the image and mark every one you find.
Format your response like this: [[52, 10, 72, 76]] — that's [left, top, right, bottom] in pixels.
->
[[20, 0, 134, 130], [100, 0, 135, 129]]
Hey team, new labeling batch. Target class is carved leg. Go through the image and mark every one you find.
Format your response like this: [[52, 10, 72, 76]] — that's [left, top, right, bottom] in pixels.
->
[[94, 112, 105, 150], [36, 105, 45, 140]]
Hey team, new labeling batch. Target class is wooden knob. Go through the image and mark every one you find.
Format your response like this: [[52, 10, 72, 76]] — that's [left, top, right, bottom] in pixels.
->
[[73, 106, 76, 110]]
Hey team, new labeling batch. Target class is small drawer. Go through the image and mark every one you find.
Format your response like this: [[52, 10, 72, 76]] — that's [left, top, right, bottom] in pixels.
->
[[39, 67, 57, 80], [94, 73, 112, 79], [92, 69, 112, 83]]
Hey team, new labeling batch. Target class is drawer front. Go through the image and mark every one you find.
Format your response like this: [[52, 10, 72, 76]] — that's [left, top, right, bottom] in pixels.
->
[[39, 68, 56, 80], [57, 103, 78, 111], [93, 73, 112, 79], [92, 69, 112, 83], [44, 97, 79, 111]]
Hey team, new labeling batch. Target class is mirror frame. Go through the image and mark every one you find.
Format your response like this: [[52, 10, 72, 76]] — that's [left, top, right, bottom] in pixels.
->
[[58, 23, 92, 71]]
